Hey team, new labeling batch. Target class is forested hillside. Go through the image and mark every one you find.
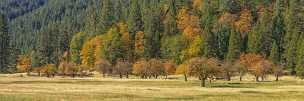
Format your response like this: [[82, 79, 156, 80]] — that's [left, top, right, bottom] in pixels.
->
[[0, 0, 47, 20], [0, 0, 303, 83]]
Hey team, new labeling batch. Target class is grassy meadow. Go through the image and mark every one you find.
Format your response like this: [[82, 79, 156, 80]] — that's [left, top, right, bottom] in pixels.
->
[[0, 75, 303, 101]]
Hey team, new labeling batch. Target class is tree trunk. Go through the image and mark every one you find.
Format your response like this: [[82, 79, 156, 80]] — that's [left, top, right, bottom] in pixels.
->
[[126, 73, 129, 79], [255, 76, 259, 82], [239, 75, 243, 81], [201, 77, 206, 87], [275, 75, 279, 82], [227, 75, 231, 81], [184, 74, 188, 82], [119, 73, 123, 79], [27, 70, 30, 76], [103, 73, 106, 78]]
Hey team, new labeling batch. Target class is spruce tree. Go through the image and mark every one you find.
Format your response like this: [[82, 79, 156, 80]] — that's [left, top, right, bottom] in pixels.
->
[[142, 1, 162, 58], [0, 13, 10, 73], [272, 0, 285, 60], [269, 41, 280, 65], [217, 24, 231, 60], [226, 29, 241, 62], [127, 0, 143, 61], [201, 0, 218, 58], [97, 0, 115, 34], [164, 0, 178, 36], [283, 0, 299, 74]]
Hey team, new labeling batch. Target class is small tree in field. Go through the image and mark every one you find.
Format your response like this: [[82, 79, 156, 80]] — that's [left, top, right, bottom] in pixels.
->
[[271, 65, 284, 81], [188, 57, 221, 87], [59, 61, 78, 77], [221, 61, 238, 81], [95, 59, 112, 77], [240, 53, 273, 82], [234, 61, 247, 81], [251, 60, 273, 81], [163, 61, 176, 79], [41, 64, 57, 78], [176, 64, 189, 82], [16, 55, 31, 75], [113, 60, 132, 78], [132, 59, 149, 79], [149, 59, 165, 79]]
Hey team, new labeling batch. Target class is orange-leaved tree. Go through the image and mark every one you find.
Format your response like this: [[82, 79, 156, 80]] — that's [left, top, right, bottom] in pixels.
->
[[187, 57, 221, 87]]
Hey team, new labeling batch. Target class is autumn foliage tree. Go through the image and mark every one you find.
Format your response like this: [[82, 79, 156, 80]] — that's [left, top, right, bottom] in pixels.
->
[[239, 53, 275, 82], [113, 59, 132, 78], [188, 57, 221, 87], [95, 59, 111, 77], [163, 61, 176, 79], [176, 64, 189, 81], [16, 55, 31, 75]]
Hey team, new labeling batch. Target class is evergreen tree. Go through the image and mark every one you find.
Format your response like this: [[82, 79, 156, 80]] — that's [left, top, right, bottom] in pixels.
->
[[142, 1, 162, 58], [226, 29, 241, 62], [296, 35, 304, 78], [97, 0, 115, 34], [272, 0, 285, 60], [269, 41, 280, 65], [85, 1, 99, 34], [201, 0, 218, 58], [164, 0, 178, 36], [248, 8, 272, 55], [283, 0, 299, 74], [216, 24, 231, 60], [0, 13, 11, 73], [70, 32, 87, 64], [127, 0, 143, 61], [104, 27, 124, 64]]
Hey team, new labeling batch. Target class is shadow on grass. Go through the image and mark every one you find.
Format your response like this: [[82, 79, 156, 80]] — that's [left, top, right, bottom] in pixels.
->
[[210, 83, 254, 88]]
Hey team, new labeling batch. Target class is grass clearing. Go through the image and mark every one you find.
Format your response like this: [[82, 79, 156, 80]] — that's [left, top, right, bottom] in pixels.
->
[[0, 76, 303, 101]]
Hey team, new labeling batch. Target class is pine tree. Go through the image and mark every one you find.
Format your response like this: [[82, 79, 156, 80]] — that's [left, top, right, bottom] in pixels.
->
[[269, 41, 280, 65], [104, 27, 124, 64], [296, 35, 304, 78], [248, 7, 272, 55], [127, 0, 143, 37], [85, 1, 99, 34], [283, 0, 299, 74], [142, 1, 162, 58], [97, 0, 115, 34], [0, 13, 11, 73], [164, 0, 178, 36], [70, 32, 87, 64], [226, 29, 241, 62], [127, 0, 143, 62], [217, 24, 231, 60], [272, 0, 285, 60], [201, 0, 218, 58]]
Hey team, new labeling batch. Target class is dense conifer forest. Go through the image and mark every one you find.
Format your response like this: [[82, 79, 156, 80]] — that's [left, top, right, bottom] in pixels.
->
[[0, 0, 303, 84]]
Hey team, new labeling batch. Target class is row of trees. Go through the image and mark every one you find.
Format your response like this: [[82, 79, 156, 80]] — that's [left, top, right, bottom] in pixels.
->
[[16, 51, 285, 87], [0, 0, 303, 87]]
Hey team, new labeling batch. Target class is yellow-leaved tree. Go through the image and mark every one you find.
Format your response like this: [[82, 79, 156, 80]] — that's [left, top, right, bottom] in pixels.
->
[[16, 55, 31, 75]]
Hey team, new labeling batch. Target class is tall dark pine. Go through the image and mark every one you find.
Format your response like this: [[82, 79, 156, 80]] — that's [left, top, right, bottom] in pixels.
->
[[201, 0, 218, 58], [127, 0, 144, 61], [283, 0, 299, 74], [143, 1, 162, 58], [164, 0, 178, 36], [97, 0, 115, 34], [0, 13, 10, 73], [226, 29, 241, 62], [272, 0, 285, 61]]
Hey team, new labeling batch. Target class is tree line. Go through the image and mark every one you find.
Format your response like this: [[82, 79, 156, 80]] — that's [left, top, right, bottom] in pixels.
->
[[0, 0, 303, 87]]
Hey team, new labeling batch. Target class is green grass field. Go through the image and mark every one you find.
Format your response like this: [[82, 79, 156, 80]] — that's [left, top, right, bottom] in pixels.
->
[[0, 75, 303, 101]]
